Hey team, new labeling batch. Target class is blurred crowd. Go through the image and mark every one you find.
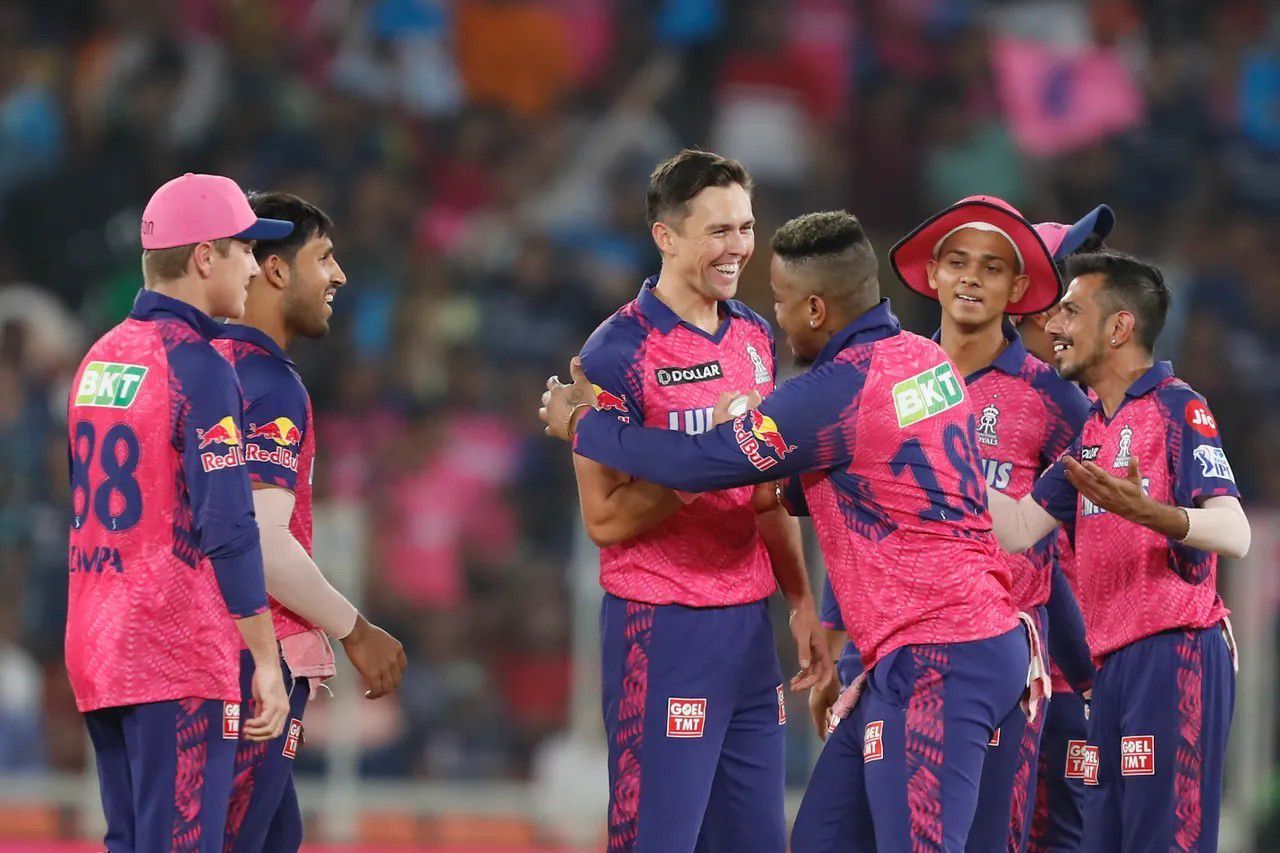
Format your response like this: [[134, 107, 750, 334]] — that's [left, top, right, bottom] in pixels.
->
[[1, 0, 1278, 820]]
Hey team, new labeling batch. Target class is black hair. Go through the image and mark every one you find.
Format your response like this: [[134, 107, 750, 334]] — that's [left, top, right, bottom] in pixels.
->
[[646, 149, 752, 229], [771, 211, 880, 310], [1065, 250, 1169, 352], [246, 191, 333, 263]]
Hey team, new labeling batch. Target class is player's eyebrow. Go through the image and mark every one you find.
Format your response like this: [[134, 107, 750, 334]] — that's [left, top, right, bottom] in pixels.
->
[[706, 218, 755, 233]]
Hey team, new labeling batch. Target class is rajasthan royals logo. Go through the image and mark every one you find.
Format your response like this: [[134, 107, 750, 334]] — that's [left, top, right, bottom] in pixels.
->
[[745, 343, 771, 385], [977, 403, 1000, 446], [1113, 425, 1133, 469]]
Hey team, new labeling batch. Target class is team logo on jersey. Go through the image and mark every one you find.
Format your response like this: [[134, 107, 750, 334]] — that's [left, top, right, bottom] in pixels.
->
[[655, 361, 723, 387], [746, 343, 771, 385], [591, 384, 629, 422], [1081, 744, 1100, 785], [988, 728, 1001, 747], [1120, 735, 1155, 776], [1113, 425, 1133, 468], [863, 720, 884, 762], [734, 409, 794, 471], [1065, 740, 1090, 779], [777, 684, 787, 725], [222, 702, 241, 740], [667, 698, 707, 738], [1185, 400, 1218, 437], [668, 407, 716, 435], [892, 363, 965, 427], [1080, 445, 1101, 461], [977, 403, 1000, 446], [1193, 445, 1235, 482], [75, 361, 148, 409], [282, 718, 303, 759]]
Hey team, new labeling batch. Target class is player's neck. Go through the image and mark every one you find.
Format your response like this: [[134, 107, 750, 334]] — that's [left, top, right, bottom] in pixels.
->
[[231, 304, 292, 352], [652, 272, 721, 334], [939, 316, 1006, 379], [146, 279, 213, 318], [1091, 352, 1155, 417]]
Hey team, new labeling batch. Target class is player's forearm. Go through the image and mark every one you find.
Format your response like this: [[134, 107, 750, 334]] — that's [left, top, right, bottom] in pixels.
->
[[581, 480, 684, 547], [254, 488, 358, 637], [1045, 562, 1094, 693], [987, 490, 1060, 553], [1171, 497, 1251, 559], [825, 627, 848, 664], [235, 611, 282, 667], [757, 506, 812, 608]]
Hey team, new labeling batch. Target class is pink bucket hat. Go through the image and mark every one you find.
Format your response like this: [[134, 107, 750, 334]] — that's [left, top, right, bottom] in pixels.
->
[[889, 195, 1061, 316], [141, 173, 293, 250]]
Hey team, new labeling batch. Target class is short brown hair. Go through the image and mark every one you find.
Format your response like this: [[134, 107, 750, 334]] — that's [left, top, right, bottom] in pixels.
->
[[646, 149, 752, 229], [142, 238, 233, 285]]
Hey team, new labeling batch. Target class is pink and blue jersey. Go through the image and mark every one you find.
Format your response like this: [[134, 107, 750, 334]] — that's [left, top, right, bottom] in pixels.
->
[[213, 325, 316, 642], [66, 290, 267, 712], [574, 298, 1020, 670], [579, 277, 777, 607], [1032, 362, 1237, 661]]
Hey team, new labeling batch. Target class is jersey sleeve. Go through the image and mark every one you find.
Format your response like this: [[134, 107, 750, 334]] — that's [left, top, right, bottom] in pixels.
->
[[1045, 560, 1094, 692], [1162, 388, 1241, 506], [1034, 371, 1091, 469], [242, 369, 308, 491], [572, 357, 868, 493], [171, 347, 267, 619], [578, 315, 647, 424], [1031, 437, 1081, 523], [819, 574, 844, 630]]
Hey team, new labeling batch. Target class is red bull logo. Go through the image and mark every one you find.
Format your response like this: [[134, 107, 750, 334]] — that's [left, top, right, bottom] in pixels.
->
[[197, 416, 242, 449], [247, 417, 302, 446], [592, 384, 629, 421], [732, 409, 794, 472]]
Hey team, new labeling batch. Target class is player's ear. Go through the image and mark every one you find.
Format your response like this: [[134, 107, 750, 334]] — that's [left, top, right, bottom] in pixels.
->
[[651, 221, 676, 257], [1112, 311, 1137, 346], [1009, 273, 1030, 304], [808, 294, 826, 329], [260, 254, 289, 290], [191, 241, 215, 278], [925, 258, 940, 293]]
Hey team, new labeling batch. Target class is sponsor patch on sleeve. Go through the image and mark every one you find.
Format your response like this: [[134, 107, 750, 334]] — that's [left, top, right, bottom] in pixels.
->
[[1193, 445, 1235, 482], [1185, 401, 1218, 437]]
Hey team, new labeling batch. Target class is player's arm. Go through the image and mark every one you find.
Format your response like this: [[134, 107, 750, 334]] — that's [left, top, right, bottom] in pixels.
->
[[549, 356, 861, 492], [987, 488, 1063, 553], [176, 354, 287, 740], [1063, 394, 1249, 558], [572, 455, 684, 547], [1044, 559, 1093, 694], [754, 498, 831, 692]]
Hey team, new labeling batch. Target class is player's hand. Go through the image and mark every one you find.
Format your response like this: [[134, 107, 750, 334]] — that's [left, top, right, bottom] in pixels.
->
[[244, 659, 289, 741], [809, 675, 840, 741], [341, 614, 407, 699], [788, 601, 834, 693], [1064, 456, 1150, 521], [712, 390, 762, 426], [540, 357, 595, 441]]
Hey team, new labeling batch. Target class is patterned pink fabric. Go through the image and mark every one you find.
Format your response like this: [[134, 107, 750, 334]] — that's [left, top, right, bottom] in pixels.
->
[[608, 602, 653, 850]]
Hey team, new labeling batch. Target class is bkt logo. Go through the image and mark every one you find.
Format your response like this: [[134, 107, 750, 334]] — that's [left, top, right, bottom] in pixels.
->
[[892, 363, 964, 427], [981, 458, 1013, 490]]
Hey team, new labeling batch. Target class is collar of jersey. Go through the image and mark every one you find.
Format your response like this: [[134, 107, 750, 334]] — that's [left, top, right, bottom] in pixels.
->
[[129, 289, 225, 341], [635, 275, 750, 338], [930, 318, 1028, 381], [1089, 360, 1175, 416], [217, 322, 294, 365], [813, 298, 900, 367]]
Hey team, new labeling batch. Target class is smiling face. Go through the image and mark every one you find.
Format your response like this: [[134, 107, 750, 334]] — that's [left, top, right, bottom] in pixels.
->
[[927, 228, 1030, 330], [769, 254, 828, 363], [281, 232, 347, 339], [1045, 272, 1111, 383], [656, 183, 755, 301]]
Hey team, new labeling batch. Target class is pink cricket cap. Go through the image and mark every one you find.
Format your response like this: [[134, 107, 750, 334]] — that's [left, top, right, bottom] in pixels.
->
[[140, 173, 293, 250], [890, 194, 1061, 316], [1033, 204, 1115, 262]]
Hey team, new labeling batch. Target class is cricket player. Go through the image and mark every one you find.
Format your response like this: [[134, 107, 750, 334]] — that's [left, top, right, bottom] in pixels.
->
[[571, 149, 829, 852], [889, 195, 1096, 850], [544, 211, 1042, 851], [1021, 208, 1114, 853], [67, 173, 291, 851], [988, 250, 1251, 851], [213, 192, 407, 851]]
